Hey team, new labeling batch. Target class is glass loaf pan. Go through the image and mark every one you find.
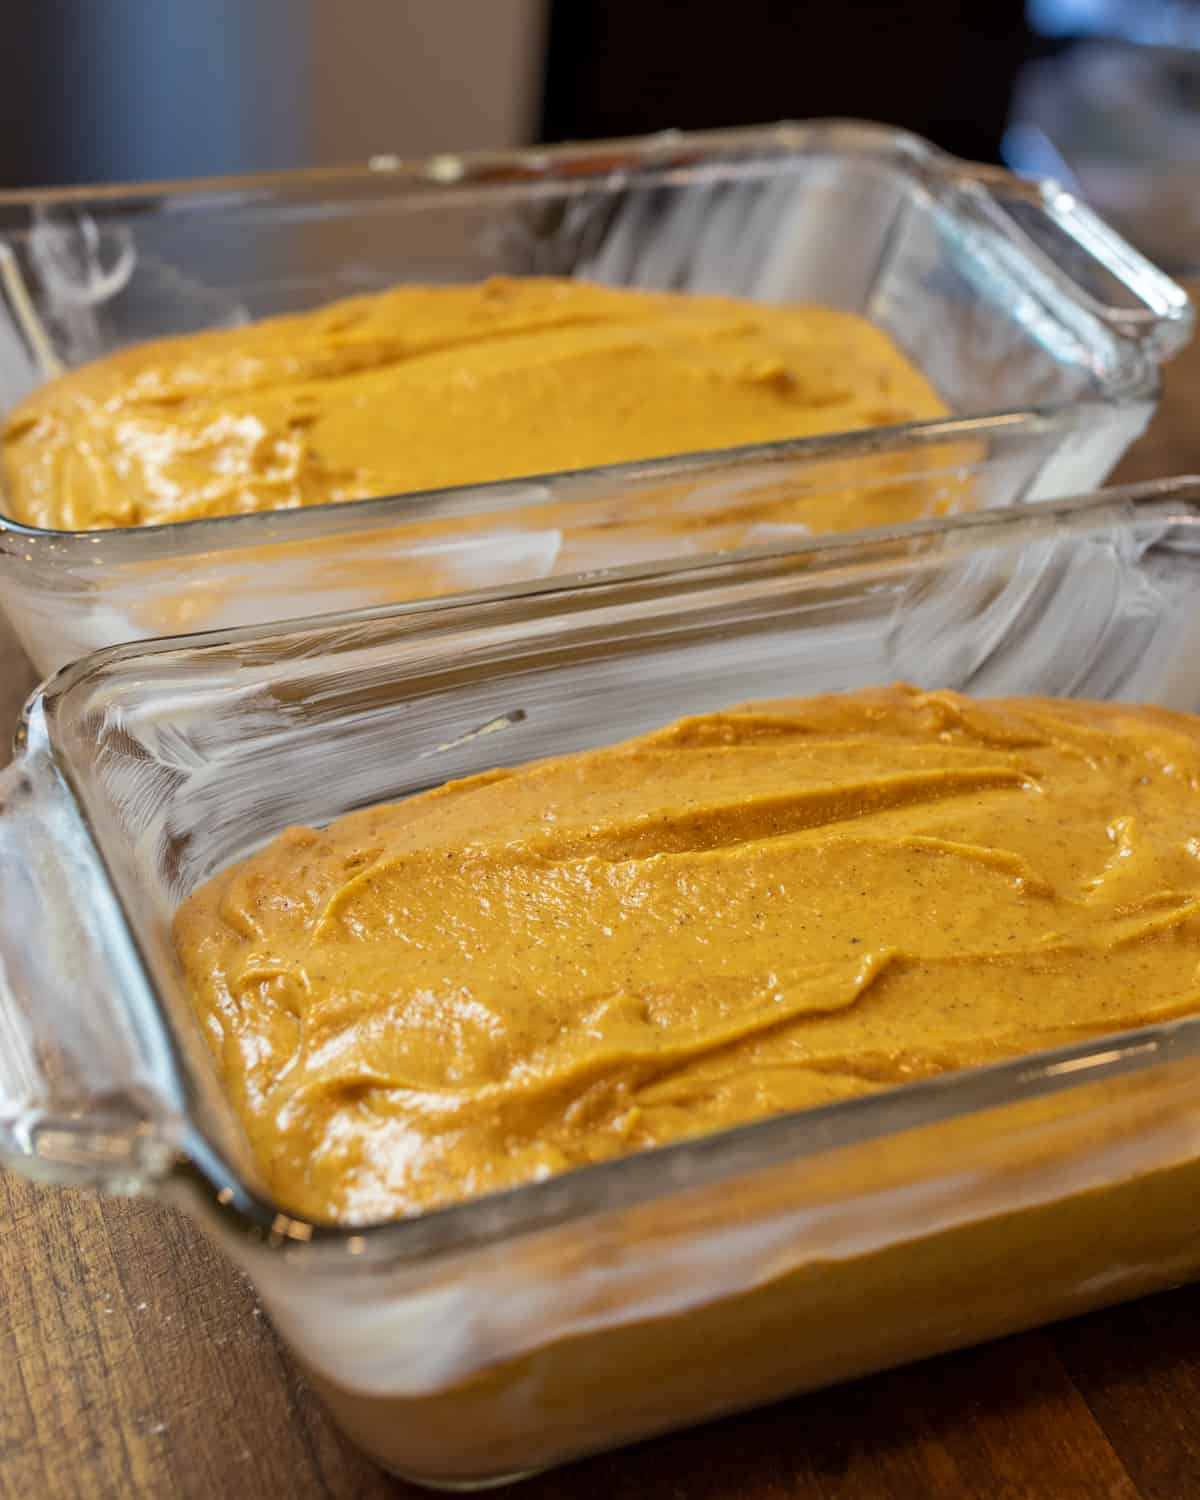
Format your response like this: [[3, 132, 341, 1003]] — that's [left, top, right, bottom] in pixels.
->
[[6, 478, 1200, 1485], [0, 120, 1190, 675]]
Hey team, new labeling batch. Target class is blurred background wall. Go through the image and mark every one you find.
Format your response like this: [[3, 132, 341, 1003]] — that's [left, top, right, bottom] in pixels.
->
[[0, 0, 548, 186], [310, 0, 547, 163], [3, 0, 1199, 269], [0, 0, 1036, 188]]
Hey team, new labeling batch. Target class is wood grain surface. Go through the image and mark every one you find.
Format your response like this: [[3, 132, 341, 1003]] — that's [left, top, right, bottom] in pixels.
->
[[4, 299, 1200, 1500]]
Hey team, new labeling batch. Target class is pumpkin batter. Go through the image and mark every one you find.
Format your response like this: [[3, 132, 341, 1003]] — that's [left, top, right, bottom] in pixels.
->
[[173, 684, 1200, 1227], [2, 276, 948, 531]]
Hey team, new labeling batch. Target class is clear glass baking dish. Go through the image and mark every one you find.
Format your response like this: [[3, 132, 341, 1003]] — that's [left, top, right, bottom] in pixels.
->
[[6, 477, 1200, 1483], [0, 121, 1190, 675]]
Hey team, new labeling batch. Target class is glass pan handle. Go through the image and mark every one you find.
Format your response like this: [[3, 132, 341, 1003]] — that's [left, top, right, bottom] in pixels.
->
[[0, 727, 179, 1191], [955, 162, 1194, 364]]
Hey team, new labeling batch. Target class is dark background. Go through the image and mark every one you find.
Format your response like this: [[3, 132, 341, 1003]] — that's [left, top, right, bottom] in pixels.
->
[[540, 0, 1046, 167]]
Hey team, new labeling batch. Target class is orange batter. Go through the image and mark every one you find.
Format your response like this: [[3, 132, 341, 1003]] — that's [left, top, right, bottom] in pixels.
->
[[2, 277, 947, 530], [172, 685, 1200, 1227]]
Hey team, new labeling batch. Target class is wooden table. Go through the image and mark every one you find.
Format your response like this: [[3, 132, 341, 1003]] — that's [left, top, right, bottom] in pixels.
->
[[5, 313, 1200, 1500]]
